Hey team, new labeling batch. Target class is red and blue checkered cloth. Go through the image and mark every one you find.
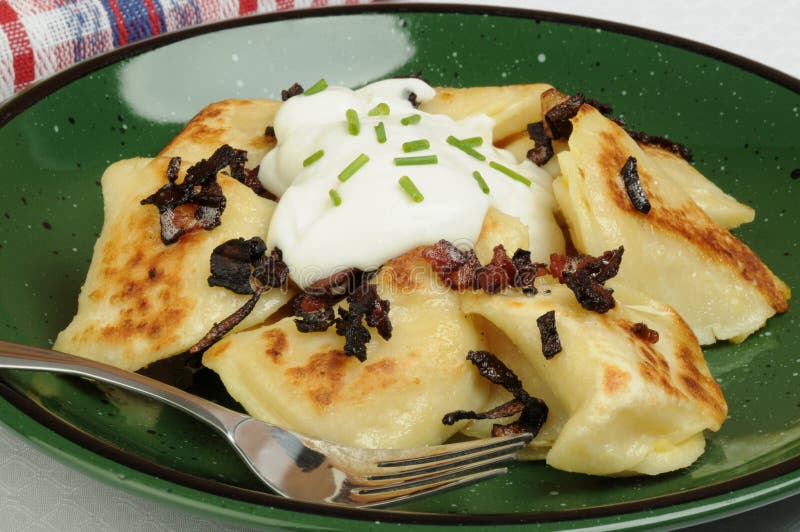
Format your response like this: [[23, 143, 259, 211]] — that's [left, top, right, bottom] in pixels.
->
[[0, 0, 370, 102]]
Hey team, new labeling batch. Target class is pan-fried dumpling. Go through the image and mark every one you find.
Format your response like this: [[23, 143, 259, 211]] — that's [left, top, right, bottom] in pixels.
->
[[158, 98, 281, 168], [54, 157, 293, 371], [641, 144, 754, 230], [420, 83, 552, 143], [461, 280, 727, 476], [553, 104, 789, 344], [203, 248, 491, 448]]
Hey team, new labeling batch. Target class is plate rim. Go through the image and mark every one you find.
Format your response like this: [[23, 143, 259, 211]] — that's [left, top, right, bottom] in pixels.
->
[[1, 2, 797, 126], [0, 2, 798, 528]]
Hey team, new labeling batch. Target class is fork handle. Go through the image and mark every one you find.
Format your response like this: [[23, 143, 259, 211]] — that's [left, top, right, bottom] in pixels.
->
[[0, 340, 247, 437]]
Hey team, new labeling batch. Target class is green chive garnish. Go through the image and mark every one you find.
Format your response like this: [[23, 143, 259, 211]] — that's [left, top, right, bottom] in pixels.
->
[[460, 136, 484, 147], [304, 78, 328, 96], [329, 188, 342, 206], [368, 102, 390, 116], [399, 176, 424, 203], [472, 170, 490, 194], [447, 135, 486, 161], [346, 108, 360, 135], [302, 149, 325, 167], [401, 114, 421, 126], [402, 139, 430, 153], [374, 122, 387, 143], [338, 153, 370, 182], [394, 155, 438, 166], [489, 160, 531, 187]]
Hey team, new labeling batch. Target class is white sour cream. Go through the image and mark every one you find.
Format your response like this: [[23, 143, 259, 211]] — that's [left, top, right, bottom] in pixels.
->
[[259, 78, 564, 288]]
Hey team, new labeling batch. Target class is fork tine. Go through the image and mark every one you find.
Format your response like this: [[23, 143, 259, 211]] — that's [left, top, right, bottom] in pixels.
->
[[365, 440, 526, 482], [350, 466, 509, 507], [376, 432, 532, 468]]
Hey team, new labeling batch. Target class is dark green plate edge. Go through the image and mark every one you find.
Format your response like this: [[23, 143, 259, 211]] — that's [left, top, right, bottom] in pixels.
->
[[0, 3, 798, 529]]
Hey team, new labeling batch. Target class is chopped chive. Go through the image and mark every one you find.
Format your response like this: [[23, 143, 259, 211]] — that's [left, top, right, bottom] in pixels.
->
[[402, 139, 430, 153], [304, 78, 328, 96], [374, 121, 387, 144], [394, 155, 438, 166], [338, 153, 370, 182], [447, 135, 486, 161], [302, 149, 325, 167], [489, 160, 531, 187], [472, 170, 490, 194], [368, 102, 390, 116], [400, 114, 421, 126], [399, 175, 424, 202], [329, 188, 342, 206], [460, 136, 484, 147], [346, 108, 360, 135]]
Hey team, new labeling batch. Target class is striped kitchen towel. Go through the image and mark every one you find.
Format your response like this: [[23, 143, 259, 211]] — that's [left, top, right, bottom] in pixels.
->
[[0, 0, 370, 102]]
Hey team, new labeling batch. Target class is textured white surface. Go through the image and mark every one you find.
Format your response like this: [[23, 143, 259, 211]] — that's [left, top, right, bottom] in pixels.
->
[[1, 1, 798, 531]]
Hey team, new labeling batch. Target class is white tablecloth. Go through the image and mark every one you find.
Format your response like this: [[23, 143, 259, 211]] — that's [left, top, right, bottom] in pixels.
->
[[1, 1, 798, 530]]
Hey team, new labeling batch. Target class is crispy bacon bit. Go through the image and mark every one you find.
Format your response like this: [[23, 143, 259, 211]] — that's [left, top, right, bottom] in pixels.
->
[[189, 239, 289, 353], [526, 121, 554, 166], [476, 245, 517, 294], [536, 310, 562, 359], [545, 92, 585, 139], [620, 156, 651, 214], [511, 249, 548, 295], [293, 269, 362, 333], [293, 294, 336, 333], [281, 82, 304, 101], [422, 240, 482, 290], [290, 270, 391, 361], [166, 156, 181, 182], [626, 129, 693, 162], [207, 237, 288, 294], [225, 149, 273, 199], [208, 237, 266, 294], [141, 145, 243, 244], [442, 351, 548, 438], [550, 247, 624, 313], [335, 283, 392, 362], [422, 241, 546, 294], [632, 322, 660, 344]]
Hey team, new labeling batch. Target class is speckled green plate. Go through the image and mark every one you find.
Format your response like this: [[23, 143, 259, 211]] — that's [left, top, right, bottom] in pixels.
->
[[0, 4, 798, 530]]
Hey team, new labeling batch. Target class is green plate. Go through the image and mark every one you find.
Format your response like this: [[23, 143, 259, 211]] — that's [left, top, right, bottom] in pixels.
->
[[0, 4, 798, 530]]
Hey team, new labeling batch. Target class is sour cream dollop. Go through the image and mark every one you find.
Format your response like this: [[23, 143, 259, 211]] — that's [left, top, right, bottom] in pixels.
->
[[259, 78, 563, 288]]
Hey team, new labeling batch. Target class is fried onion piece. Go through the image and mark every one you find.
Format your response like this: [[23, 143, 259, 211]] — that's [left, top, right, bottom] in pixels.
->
[[442, 350, 548, 438], [536, 310, 562, 359], [620, 156, 652, 214], [544, 92, 585, 139], [141, 145, 246, 244], [549, 247, 624, 313]]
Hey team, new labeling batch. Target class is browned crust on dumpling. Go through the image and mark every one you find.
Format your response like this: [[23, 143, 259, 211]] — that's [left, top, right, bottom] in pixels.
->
[[580, 106, 788, 314]]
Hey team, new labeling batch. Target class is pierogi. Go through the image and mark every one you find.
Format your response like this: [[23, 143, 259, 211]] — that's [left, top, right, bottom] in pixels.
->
[[54, 79, 790, 479]]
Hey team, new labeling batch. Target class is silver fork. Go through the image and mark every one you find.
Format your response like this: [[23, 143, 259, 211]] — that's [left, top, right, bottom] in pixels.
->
[[0, 340, 531, 507]]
